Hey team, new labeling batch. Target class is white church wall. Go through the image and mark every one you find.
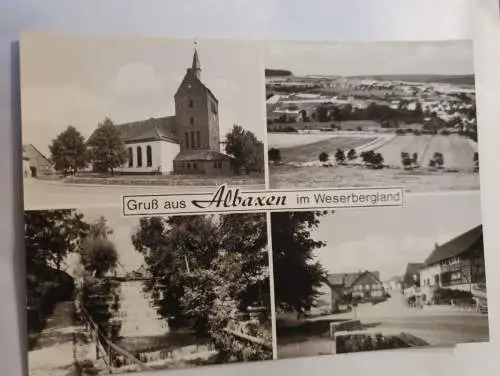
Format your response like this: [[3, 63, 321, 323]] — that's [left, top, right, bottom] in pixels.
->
[[117, 140, 179, 174], [160, 140, 181, 174]]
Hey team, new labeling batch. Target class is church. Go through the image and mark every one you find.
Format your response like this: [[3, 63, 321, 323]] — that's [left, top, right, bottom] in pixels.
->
[[110, 45, 234, 176]]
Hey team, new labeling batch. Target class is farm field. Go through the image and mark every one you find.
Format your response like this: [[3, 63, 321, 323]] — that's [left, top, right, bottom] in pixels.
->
[[276, 136, 377, 164], [269, 165, 479, 193], [267, 120, 381, 132], [375, 134, 477, 170], [268, 132, 340, 149]]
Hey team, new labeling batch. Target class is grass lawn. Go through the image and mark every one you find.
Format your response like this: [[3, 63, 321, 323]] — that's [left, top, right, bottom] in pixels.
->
[[269, 165, 480, 193], [40, 173, 265, 187]]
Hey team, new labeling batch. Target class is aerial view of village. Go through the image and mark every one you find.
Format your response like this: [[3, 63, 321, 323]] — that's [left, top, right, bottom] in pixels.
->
[[271, 192, 488, 359], [26, 208, 272, 376], [20, 34, 266, 210], [266, 40, 478, 192]]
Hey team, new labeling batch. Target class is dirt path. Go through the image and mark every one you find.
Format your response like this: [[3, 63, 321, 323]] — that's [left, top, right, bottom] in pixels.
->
[[28, 301, 81, 376]]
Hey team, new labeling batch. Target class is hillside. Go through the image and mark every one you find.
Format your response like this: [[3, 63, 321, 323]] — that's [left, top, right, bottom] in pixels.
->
[[348, 74, 475, 86], [265, 68, 293, 77]]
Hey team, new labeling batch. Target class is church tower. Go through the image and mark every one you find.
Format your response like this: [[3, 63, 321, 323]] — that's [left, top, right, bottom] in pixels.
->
[[191, 47, 201, 80], [174, 42, 221, 154]]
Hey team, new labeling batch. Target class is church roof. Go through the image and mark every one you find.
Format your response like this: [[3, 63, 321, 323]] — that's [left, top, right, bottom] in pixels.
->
[[192, 48, 201, 72], [114, 116, 179, 144], [174, 150, 233, 162], [176, 68, 219, 104], [424, 225, 482, 266]]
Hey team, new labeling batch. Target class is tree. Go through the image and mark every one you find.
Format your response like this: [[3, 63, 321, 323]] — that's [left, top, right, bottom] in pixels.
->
[[315, 106, 329, 122], [49, 126, 88, 175], [347, 149, 357, 160], [401, 152, 412, 168], [87, 118, 127, 175], [131, 213, 272, 359], [25, 210, 90, 334], [225, 125, 264, 174], [335, 148, 346, 164], [25, 210, 90, 273], [271, 212, 327, 314], [318, 151, 329, 163], [360, 150, 375, 164], [372, 153, 384, 168], [80, 237, 118, 278], [268, 148, 281, 164], [414, 102, 424, 118]]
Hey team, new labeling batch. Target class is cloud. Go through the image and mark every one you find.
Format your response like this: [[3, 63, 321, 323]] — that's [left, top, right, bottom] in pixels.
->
[[113, 62, 163, 96]]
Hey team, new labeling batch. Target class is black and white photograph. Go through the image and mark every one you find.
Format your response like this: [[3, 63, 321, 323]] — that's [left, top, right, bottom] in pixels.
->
[[271, 192, 488, 359], [20, 33, 267, 210], [265, 40, 478, 193], [26, 209, 272, 375]]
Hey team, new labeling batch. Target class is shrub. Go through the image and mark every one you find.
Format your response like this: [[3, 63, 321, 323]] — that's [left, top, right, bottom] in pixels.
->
[[433, 288, 472, 305], [268, 148, 281, 164], [335, 149, 346, 164], [319, 151, 329, 162], [347, 149, 357, 160]]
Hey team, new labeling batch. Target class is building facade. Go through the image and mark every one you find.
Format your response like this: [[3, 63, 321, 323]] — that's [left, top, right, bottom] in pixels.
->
[[350, 271, 385, 299], [22, 144, 54, 178], [419, 225, 485, 302], [323, 270, 384, 313], [93, 45, 234, 176]]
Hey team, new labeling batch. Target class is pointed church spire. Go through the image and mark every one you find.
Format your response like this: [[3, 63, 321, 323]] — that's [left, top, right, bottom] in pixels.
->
[[192, 39, 201, 80]]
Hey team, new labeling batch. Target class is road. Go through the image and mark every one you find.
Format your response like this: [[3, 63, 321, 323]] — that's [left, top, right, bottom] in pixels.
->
[[280, 291, 489, 358], [318, 291, 489, 346], [23, 178, 265, 210]]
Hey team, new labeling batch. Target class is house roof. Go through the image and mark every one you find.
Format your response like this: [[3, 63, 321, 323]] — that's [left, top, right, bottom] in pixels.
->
[[326, 271, 381, 288], [114, 116, 179, 144], [424, 225, 483, 266], [174, 150, 233, 162], [350, 271, 383, 287], [22, 144, 52, 165], [404, 262, 424, 277]]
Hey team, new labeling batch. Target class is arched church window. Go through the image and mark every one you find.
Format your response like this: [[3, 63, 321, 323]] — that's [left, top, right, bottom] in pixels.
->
[[189, 99, 193, 108], [128, 147, 133, 167], [196, 131, 201, 148], [190, 116, 194, 125], [191, 132, 195, 148], [185, 132, 190, 149], [137, 146, 142, 167], [146, 146, 152, 167]]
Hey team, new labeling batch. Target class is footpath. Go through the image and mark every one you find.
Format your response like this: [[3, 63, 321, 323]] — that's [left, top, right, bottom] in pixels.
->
[[28, 301, 80, 376]]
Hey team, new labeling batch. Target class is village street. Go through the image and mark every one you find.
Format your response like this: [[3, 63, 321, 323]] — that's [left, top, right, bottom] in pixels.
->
[[23, 178, 264, 210], [313, 291, 489, 346]]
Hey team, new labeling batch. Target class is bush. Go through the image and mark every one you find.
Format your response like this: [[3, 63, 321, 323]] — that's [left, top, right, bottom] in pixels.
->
[[319, 151, 329, 162], [335, 149, 346, 164], [433, 288, 472, 305], [268, 148, 281, 164], [347, 149, 357, 160]]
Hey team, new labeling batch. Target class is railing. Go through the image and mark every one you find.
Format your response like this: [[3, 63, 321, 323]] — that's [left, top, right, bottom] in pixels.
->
[[78, 306, 151, 373], [222, 328, 273, 350]]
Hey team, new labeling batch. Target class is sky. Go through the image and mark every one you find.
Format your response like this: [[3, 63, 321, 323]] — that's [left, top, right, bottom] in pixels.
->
[[20, 33, 266, 156], [312, 192, 482, 281], [265, 39, 474, 76]]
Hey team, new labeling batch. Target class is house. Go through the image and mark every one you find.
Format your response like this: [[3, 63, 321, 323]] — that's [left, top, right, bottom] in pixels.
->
[[90, 44, 234, 176], [322, 270, 383, 312], [384, 276, 403, 291], [403, 262, 424, 289], [22, 144, 53, 178], [349, 271, 385, 299], [419, 225, 484, 303]]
